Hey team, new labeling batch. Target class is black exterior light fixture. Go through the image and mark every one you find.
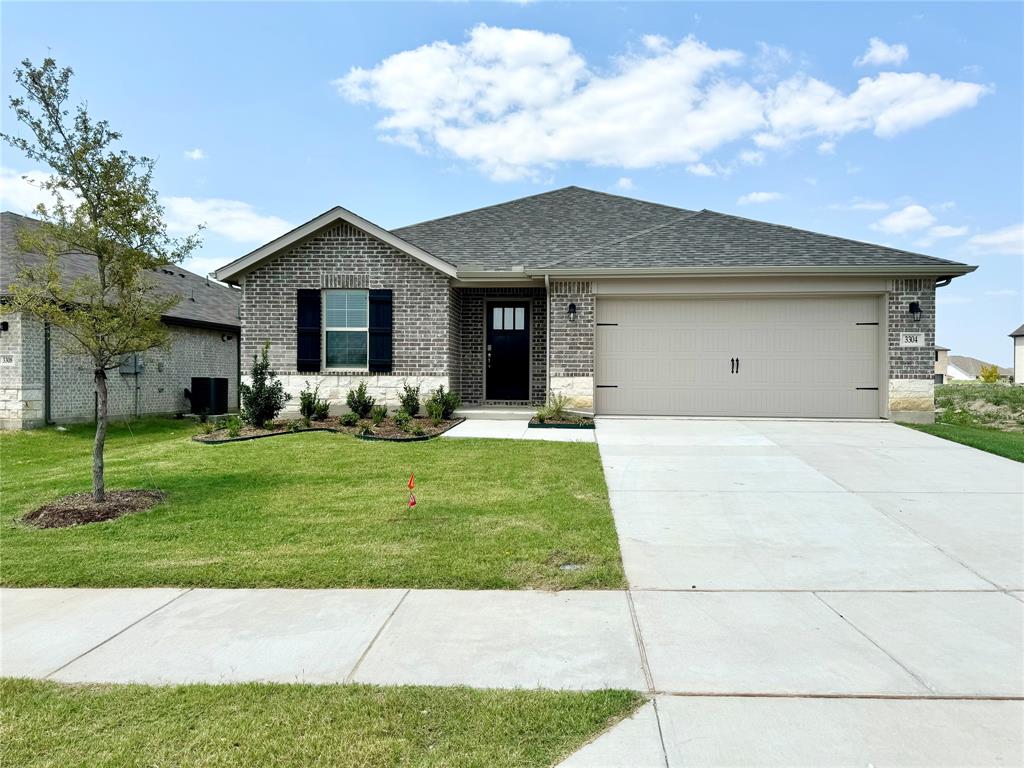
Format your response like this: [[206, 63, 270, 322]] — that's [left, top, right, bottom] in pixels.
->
[[567, 302, 577, 323], [909, 301, 923, 322]]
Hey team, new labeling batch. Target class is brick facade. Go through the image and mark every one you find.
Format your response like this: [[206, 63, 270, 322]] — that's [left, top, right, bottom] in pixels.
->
[[548, 281, 595, 410], [0, 312, 238, 429], [241, 222, 450, 377], [886, 278, 937, 422], [453, 287, 547, 405]]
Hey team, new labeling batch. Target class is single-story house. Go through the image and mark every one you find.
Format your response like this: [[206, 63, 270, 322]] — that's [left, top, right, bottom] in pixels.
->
[[1, 212, 241, 429], [947, 354, 1013, 382], [1011, 324, 1023, 384], [934, 345, 950, 384], [214, 186, 976, 423]]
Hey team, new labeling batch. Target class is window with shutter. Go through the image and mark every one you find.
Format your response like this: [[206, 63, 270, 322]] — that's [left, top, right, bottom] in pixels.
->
[[296, 289, 321, 372], [368, 289, 393, 373], [323, 289, 369, 369]]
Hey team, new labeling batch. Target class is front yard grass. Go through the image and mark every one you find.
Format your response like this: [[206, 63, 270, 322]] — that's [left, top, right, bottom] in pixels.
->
[[902, 422, 1024, 462], [0, 419, 625, 589], [0, 679, 643, 768]]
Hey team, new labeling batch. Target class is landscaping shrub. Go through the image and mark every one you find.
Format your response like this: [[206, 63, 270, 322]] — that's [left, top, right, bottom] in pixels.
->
[[411, 425, 425, 437], [240, 342, 290, 427], [345, 381, 376, 418], [979, 364, 1000, 383], [225, 416, 242, 438], [393, 409, 411, 431], [400, 382, 421, 417], [371, 405, 387, 425], [340, 412, 359, 427], [299, 381, 331, 422], [425, 385, 460, 420], [536, 394, 572, 423]]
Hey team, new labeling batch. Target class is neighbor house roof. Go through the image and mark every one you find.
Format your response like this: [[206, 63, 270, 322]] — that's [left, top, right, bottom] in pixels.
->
[[1, 212, 240, 330], [1010, 324, 1024, 337], [949, 355, 1013, 378]]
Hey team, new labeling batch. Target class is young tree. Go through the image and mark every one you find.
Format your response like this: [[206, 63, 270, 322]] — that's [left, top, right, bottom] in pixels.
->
[[1, 58, 200, 502], [979, 364, 1000, 383]]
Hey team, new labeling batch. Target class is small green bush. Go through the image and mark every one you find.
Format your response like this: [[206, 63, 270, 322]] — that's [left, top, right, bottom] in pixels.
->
[[225, 416, 242, 438], [400, 382, 421, 417], [199, 421, 216, 435], [289, 419, 304, 433], [345, 381, 376, 418], [536, 394, 572, 422], [393, 409, 412, 431], [371, 404, 388, 425], [411, 425, 425, 437], [240, 342, 290, 427], [340, 412, 359, 427], [425, 385, 460, 421], [299, 381, 331, 422]]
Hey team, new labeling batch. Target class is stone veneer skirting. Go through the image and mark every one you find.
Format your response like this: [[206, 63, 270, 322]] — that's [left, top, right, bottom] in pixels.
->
[[265, 373, 448, 415]]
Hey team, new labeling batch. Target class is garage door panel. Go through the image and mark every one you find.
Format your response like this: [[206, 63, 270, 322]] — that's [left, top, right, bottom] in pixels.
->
[[595, 296, 880, 418]]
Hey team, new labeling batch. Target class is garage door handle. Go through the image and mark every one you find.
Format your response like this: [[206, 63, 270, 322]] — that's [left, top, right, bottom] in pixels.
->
[[736, 357, 740, 374], [730, 358, 736, 374]]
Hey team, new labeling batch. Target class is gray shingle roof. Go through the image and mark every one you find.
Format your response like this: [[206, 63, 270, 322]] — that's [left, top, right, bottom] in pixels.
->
[[949, 355, 1012, 378], [1, 212, 240, 329], [1010, 324, 1024, 338], [546, 208, 971, 270], [394, 186, 690, 270]]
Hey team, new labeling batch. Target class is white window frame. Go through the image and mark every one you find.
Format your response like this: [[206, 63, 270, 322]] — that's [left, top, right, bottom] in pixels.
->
[[322, 289, 369, 371]]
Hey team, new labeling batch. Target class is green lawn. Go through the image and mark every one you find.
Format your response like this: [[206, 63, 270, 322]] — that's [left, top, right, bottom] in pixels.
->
[[0, 679, 642, 768], [902, 422, 1024, 462], [0, 419, 625, 589]]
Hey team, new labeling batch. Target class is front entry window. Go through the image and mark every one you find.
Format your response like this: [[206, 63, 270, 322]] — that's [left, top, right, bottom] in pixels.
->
[[324, 289, 368, 369], [492, 306, 525, 330]]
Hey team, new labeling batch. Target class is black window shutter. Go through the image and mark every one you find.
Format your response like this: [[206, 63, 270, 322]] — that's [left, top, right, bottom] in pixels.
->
[[296, 289, 321, 372], [368, 289, 393, 373]]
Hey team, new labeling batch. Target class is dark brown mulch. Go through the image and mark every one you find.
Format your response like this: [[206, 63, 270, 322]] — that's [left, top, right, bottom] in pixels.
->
[[193, 416, 462, 443], [529, 416, 595, 428], [21, 490, 167, 529]]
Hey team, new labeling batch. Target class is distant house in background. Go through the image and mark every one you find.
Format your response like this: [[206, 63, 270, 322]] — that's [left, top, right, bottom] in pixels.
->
[[0, 212, 241, 429], [934, 345, 950, 383], [1011, 324, 1024, 384], [947, 354, 1012, 382]]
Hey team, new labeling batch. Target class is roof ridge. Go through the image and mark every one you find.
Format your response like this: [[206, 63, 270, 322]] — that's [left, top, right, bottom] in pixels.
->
[[701, 209, 967, 267], [393, 187, 579, 232], [542, 209, 705, 268]]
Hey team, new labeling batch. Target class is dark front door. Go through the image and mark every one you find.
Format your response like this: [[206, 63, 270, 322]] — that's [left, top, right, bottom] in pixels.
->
[[486, 302, 530, 401]]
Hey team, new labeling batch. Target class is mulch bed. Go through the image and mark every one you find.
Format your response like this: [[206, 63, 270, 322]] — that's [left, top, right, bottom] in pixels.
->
[[193, 416, 463, 444], [21, 490, 167, 529], [528, 416, 595, 429]]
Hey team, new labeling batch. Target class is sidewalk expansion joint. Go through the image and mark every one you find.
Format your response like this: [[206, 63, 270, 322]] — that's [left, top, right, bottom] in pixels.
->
[[626, 589, 655, 694], [344, 588, 409, 684]]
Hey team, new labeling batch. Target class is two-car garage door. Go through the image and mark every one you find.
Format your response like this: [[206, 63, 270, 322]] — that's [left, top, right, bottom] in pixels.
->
[[595, 295, 881, 418]]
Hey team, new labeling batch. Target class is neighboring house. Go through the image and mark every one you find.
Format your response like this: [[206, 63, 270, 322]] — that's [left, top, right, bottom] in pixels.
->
[[1011, 325, 1023, 384], [934, 345, 950, 384], [1, 212, 241, 429], [948, 354, 1013, 382], [214, 186, 976, 423]]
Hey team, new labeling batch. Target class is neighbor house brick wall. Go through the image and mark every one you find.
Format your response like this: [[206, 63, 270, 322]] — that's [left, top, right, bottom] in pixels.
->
[[0, 311, 45, 429], [454, 287, 547, 405], [241, 222, 450, 377], [887, 278, 936, 422]]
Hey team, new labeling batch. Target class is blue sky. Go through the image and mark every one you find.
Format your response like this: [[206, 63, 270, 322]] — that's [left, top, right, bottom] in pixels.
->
[[2, 2, 1021, 364]]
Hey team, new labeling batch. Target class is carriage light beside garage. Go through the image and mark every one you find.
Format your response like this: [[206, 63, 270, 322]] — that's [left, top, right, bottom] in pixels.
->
[[567, 302, 577, 323], [909, 301, 923, 322]]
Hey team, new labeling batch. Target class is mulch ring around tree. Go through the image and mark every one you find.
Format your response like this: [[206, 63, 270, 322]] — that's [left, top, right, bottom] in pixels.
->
[[193, 416, 464, 444], [21, 490, 167, 529]]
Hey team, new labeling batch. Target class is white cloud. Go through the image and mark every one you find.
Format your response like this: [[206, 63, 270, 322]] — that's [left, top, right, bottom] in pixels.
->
[[164, 197, 291, 243], [338, 27, 987, 181], [872, 204, 936, 234], [686, 162, 719, 177], [984, 289, 1018, 297], [0, 166, 84, 214], [183, 148, 206, 161], [614, 177, 634, 191], [936, 294, 974, 306], [738, 149, 764, 165], [737, 191, 782, 205], [854, 38, 910, 68], [965, 223, 1024, 256], [817, 140, 836, 154], [914, 224, 969, 248]]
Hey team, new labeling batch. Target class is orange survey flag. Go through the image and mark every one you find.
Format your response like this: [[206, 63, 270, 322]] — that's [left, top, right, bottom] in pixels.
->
[[408, 472, 415, 490], [409, 492, 416, 508]]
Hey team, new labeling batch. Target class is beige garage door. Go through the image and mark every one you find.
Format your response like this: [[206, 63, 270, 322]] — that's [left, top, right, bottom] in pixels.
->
[[595, 296, 881, 418]]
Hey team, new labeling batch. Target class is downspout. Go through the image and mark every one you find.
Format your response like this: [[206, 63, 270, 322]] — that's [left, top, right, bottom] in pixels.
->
[[43, 321, 52, 425], [544, 273, 551, 403]]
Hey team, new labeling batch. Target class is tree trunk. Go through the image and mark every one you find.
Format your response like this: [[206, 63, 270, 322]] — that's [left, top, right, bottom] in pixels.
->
[[93, 368, 108, 503]]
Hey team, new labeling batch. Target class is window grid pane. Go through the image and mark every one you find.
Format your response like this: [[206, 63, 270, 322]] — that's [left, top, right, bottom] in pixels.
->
[[325, 290, 368, 329], [504, 307, 514, 329], [514, 307, 525, 330], [492, 307, 503, 330], [326, 331, 367, 368]]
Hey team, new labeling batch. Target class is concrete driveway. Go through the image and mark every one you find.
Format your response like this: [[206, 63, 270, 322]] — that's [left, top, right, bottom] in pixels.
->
[[581, 417, 1024, 766]]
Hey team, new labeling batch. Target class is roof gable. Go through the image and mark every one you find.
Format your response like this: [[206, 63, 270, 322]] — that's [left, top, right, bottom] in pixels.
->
[[214, 206, 457, 283]]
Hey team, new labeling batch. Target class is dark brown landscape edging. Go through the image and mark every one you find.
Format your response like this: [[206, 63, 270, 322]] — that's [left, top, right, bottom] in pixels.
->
[[528, 420, 595, 430], [355, 418, 465, 442]]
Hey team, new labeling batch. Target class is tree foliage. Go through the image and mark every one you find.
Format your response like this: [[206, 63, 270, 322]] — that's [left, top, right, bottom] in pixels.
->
[[979, 364, 1001, 383], [1, 58, 200, 501]]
